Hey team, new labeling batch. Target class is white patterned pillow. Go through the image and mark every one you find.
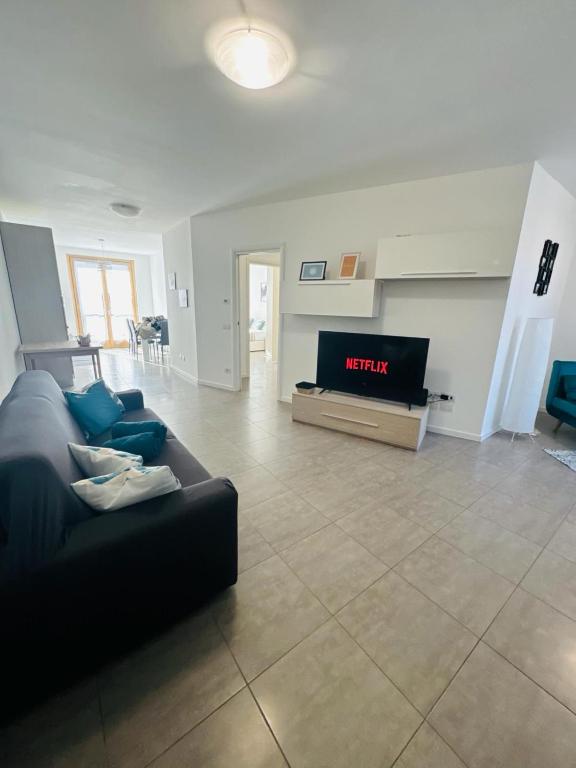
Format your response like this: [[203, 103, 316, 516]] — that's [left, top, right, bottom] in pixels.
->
[[69, 442, 142, 477], [71, 465, 181, 512]]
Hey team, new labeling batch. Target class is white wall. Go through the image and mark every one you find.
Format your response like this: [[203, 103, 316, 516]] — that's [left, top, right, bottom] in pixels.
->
[[0, 218, 24, 400], [162, 219, 198, 381], [483, 163, 576, 434], [550, 252, 576, 367], [150, 251, 167, 317], [186, 164, 531, 439], [54, 245, 159, 336], [266, 265, 280, 361]]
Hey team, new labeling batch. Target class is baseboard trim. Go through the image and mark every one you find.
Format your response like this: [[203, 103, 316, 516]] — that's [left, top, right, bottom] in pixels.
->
[[479, 427, 500, 442], [426, 424, 483, 442], [197, 378, 235, 391], [170, 365, 198, 384], [280, 395, 292, 404]]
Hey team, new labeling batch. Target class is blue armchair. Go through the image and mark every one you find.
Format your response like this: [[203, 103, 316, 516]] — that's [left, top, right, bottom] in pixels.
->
[[546, 360, 576, 431]]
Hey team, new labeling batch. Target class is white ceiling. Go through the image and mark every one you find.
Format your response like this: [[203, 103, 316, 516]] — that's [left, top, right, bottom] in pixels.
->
[[1, 0, 576, 255]]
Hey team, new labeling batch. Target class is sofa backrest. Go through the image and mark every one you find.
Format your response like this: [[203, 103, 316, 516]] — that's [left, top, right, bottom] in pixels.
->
[[547, 360, 576, 406], [0, 371, 93, 581]]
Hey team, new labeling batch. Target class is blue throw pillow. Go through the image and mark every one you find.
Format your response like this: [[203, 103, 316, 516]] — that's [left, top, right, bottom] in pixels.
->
[[65, 379, 125, 438], [103, 432, 164, 461], [111, 420, 167, 441], [563, 375, 576, 403]]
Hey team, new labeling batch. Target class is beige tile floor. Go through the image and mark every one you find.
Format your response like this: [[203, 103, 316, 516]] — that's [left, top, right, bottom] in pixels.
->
[[3, 350, 576, 767]]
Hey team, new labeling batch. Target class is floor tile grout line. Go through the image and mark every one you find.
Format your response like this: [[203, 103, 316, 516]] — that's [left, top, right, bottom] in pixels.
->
[[333, 606, 427, 716], [90, 353, 576, 765], [102, 619, 248, 768], [332, 592, 479, 721], [225, 612, 335, 693], [140, 687, 248, 768], [422, 719, 474, 768], [480, 634, 576, 720], [389, 721, 428, 768], [211, 549, 337, 688], [209, 611, 294, 768], [97, 691, 111, 768], [455, 539, 576, 723], [245, 687, 293, 768], [463, 501, 568, 549], [389, 718, 473, 768], [243, 500, 484, 647], [277, 542, 390, 618], [403, 528, 532, 590], [389, 568, 484, 639]]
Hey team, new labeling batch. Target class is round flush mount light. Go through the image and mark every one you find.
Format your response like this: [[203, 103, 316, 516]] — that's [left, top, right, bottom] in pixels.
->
[[110, 202, 141, 218], [214, 28, 292, 89]]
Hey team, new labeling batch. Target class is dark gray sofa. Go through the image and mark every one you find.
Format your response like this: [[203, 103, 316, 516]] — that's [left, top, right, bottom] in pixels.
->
[[0, 370, 238, 720]]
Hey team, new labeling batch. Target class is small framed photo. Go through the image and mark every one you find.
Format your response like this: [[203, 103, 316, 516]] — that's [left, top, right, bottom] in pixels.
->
[[168, 272, 177, 290], [339, 252, 360, 279], [178, 288, 189, 307], [300, 261, 327, 281]]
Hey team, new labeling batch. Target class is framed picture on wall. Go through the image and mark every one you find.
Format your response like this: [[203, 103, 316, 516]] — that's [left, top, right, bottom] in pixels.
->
[[178, 288, 188, 307], [300, 261, 327, 281], [168, 272, 177, 290], [339, 252, 360, 279]]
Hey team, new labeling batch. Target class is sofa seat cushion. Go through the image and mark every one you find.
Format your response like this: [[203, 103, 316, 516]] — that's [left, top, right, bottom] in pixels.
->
[[90, 408, 176, 445], [147, 437, 211, 487], [89, 407, 210, 486], [552, 397, 576, 419], [563, 375, 576, 402]]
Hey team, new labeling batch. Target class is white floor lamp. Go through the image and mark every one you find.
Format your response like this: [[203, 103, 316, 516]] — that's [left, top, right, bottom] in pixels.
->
[[500, 317, 554, 439]]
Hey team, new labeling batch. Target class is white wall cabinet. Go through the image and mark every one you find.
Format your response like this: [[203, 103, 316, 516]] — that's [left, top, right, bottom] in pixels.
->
[[376, 228, 518, 279], [281, 279, 381, 318]]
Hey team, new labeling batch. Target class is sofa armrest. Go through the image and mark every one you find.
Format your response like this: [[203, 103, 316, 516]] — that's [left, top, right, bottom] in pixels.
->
[[116, 388, 144, 411], [0, 477, 238, 719], [2, 477, 238, 633]]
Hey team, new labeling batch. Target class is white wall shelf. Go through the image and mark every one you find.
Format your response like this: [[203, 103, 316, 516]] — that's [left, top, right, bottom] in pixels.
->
[[297, 279, 351, 285], [282, 279, 381, 318], [376, 228, 517, 279]]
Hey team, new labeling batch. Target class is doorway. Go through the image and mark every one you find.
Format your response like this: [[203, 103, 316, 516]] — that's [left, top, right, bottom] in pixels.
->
[[68, 254, 138, 348], [235, 249, 282, 397]]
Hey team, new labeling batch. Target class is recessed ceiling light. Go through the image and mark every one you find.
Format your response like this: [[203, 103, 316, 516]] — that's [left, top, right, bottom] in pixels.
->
[[214, 28, 292, 89], [110, 202, 141, 218]]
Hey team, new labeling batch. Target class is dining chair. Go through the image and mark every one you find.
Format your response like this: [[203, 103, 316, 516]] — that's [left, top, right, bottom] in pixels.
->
[[158, 319, 169, 362], [126, 319, 141, 357]]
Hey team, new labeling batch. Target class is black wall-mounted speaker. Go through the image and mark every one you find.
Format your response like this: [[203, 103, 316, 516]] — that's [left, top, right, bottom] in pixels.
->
[[533, 240, 559, 296]]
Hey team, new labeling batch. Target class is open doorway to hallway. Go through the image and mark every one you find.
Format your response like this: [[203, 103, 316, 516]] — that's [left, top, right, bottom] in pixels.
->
[[237, 250, 281, 397]]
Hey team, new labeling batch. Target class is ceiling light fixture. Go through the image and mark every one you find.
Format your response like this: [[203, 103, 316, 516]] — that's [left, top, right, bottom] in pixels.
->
[[110, 202, 141, 218], [214, 27, 292, 89]]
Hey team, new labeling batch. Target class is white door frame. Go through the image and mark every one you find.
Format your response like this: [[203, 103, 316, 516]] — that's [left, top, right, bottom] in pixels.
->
[[231, 245, 285, 399]]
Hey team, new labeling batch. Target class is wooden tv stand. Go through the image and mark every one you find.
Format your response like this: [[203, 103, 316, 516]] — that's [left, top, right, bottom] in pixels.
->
[[292, 389, 429, 450]]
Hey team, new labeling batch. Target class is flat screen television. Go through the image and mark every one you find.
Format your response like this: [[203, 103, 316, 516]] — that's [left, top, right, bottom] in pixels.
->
[[316, 330, 429, 406]]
